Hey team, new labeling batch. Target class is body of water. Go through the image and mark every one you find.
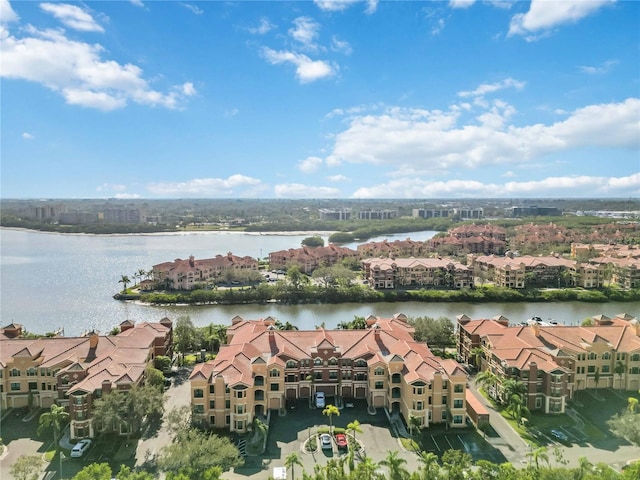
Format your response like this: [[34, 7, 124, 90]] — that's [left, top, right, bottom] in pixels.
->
[[1, 228, 638, 336]]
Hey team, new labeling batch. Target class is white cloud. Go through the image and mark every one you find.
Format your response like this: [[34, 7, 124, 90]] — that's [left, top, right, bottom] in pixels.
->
[[314, 0, 361, 12], [130, 0, 144, 7], [22, 132, 34, 140], [325, 97, 640, 172], [40, 3, 104, 32], [147, 175, 262, 196], [331, 36, 352, 55], [431, 18, 445, 36], [364, 0, 378, 14], [261, 47, 336, 83], [0, 0, 18, 24], [579, 60, 617, 75], [298, 156, 324, 173], [114, 193, 141, 199], [0, 24, 196, 110], [181, 3, 203, 15], [458, 77, 525, 98], [501, 171, 516, 178], [449, 0, 475, 8], [274, 183, 340, 198], [327, 174, 349, 182], [224, 108, 239, 117], [289, 17, 320, 50], [509, 0, 614, 37], [351, 173, 640, 199], [248, 17, 275, 35], [96, 183, 126, 192]]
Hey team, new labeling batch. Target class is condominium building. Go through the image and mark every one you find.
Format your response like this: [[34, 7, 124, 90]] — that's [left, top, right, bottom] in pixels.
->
[[0, 319, 173, 440], [269, 244, 358, 274], [362, 257, 472, 289], [457, 314, 640, 414], [189, 314, 468, 433]]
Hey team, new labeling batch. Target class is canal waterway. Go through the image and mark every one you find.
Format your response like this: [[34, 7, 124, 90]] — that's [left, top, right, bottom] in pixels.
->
[[1, 228, 638, 336]]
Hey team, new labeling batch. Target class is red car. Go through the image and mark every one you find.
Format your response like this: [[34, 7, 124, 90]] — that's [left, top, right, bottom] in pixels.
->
[[334, 433, 348, 448]]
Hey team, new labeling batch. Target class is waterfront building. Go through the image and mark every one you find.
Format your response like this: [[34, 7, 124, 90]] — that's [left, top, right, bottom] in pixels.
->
[[357, 209, 398, 220], [318, 208, 351, 220], [152, 253, 258, 290], [0, 319, 172, 440], [189, 314, 468, 433], [362, 257, 471, 289], [357, 238, 427, 258], [457, 314, 640, 414], [269, 244, 358, 274]]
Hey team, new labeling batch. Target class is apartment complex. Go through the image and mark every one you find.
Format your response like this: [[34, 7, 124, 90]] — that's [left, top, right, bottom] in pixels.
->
[[189, 314, 468, 433], [269, 244, 358, 274], [152, 253, 259, 290], [362, 257, 472, 289], [457, 314, 640, 414], [0, 319, 172, 440], [357, 238, 427, 259]]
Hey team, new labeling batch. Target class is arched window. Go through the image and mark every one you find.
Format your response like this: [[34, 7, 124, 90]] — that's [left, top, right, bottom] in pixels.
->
[[286, 360, 298, 369], [328, 357, 338, 366], [374, 367, 385, 376], [314, 358, 323, 366], [355, 359, 367, 368]]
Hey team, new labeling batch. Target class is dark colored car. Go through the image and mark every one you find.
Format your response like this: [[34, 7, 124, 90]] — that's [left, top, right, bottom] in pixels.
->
[[550, 429, 569, 442]]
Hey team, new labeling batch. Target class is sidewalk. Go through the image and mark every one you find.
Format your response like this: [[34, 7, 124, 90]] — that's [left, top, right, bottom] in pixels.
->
[[466, 381, 530, 464]]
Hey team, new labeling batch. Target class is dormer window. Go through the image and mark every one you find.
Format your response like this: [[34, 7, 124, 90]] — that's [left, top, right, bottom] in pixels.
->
[[286, 360, 298, 369], [355, 359, 367, 368], [270, 369, 280, 377], [328, 357, 338, 366], [314, 358, 322, 366]]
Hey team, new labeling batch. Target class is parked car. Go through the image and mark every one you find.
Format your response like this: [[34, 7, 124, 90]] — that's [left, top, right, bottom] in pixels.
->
[[550, 429, 569, 443], [320, 433, 332, 450], [70, 439, 92, 458], [315, 391, 325, 408], [334, 433, 348, 448]]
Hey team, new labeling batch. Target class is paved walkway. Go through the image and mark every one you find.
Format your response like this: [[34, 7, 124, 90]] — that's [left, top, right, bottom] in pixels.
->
[[466, 381, 531, 465]]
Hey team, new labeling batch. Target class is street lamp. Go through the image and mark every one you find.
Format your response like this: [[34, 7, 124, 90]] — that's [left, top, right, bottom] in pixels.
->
[[59, 451, 65, 480]]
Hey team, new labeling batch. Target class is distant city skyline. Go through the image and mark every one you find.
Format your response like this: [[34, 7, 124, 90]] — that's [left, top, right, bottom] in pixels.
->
[[1, 0, 638, 199]]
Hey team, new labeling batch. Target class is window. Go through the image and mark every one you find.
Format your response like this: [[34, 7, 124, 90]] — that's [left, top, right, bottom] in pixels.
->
[[442, 395, 447, 405], [441, 410, 447, 420], [225, 399, 231, 409], [10, 369, 20, 377], [210, 416, 216, 426], [630, 367, 640, 374], [535, 397, 542, 409], [329, 371, 338, 380], [28, 382, 37, 391], [193, 405, 204, 414], [11, 382, 20, 391], [254, 376, 264, 386], [428, 396, 432, 405], [329, 357, 338, 366], [73, 395, 85, 406], [209, 385, 215, 394], [314, 371, 323, 380], [314, 358, 323, 366], [391, 373, 401, 384], [286, 374, 297, 383], [270, 369, 280, 377], [341, 359, 352, 367], [414, 401, 423, 411], [454, 384, 463, 393], [209, 400, 215, 409], [236, 390, 245, 399], [454, 399, 463, 408], [286, 360, 297, 369], [194, 389, 204, 398], [413, 387, 424, 395], [27, 368, 37, 377], [453, 415, 463, 424], [341, 371, 351, 380], [375, 381, 384, 390], [631, 354, 640, 362], [374, 367, 385, 376], [602, 365, 610, 373], [442, 381, 448, 390], [588, 352, 597, 360], [355, 359, 367, 368], [225, 415, 230, 425], [602, 352, 611, 360], [270, 383, 279, 392], [587, 366, 596, 373], [236, 405, 244, 414]]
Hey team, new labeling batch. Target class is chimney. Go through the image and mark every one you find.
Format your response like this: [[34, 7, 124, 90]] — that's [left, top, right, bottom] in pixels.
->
[[531, 323, 541, 337], [189, 255, 195, 267], [89, 332, 99, 349], [102, 379, 112, 395]]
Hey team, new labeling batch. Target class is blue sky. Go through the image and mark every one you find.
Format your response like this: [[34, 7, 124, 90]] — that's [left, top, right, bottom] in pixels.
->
[[1, 0, 638, 199]]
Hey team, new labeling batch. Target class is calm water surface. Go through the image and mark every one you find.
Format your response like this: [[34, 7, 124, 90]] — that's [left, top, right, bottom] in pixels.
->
[[1, 228, 638, 335]]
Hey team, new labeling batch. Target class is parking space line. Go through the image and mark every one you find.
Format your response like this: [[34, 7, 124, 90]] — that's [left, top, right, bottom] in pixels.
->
[[431, 435, 440, 452], [444, 435, 454, 450]]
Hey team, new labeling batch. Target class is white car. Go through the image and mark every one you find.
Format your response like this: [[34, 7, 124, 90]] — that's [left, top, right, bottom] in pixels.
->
[[320, 433, 332, 450], [315, 392, 325, 408], [70, 439, 92, 458]]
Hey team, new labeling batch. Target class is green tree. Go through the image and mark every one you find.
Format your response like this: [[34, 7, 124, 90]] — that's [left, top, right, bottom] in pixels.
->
[[285, 451, 303, 480], [154, 355, 172, 373], [145, 365, 165, 388], [475, 370, 499, 400], [470, 347, 484, 368], [608, 409, 640, 444], [346, 419, 362, 444], [118, 275, 130, 293], [615, 360, 626, 389], [379, 450, 409, 480], [322, 404, 340, 433], [9, 455, 44, 480], [441, 449, 472, 480], [158, 428, 242, 477], [174, 316, 200, 353], [286, 265, 308, 290], [72, 462, 112, 480], [92, 384, 164, 441], [37, 403, 70, 445], [114, 465, 155, 480], [408, 415, 421, 437], [408, 316, 454, 355], [526, 446, 549, 470], [301, 236, 324, 247], [417, 451, 439, 480]]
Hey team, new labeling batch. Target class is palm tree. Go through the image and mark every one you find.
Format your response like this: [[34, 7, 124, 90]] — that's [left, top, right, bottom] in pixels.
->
[[615, 360, 626, 389], [526, 446, 549, 470], [417, 451, 439, 480], [322, 404, 340, 433], [284, 452, 303, 480], [408, 415, 421, 438], [502, 379, 527, 406], [576, 456, 593, 480], [118, 275, 130, 293], [352, 455, 379, 480], [505, 393, 530, 424], [135, 268, 146, 287], [346, 419, 362, 444], [379, 450, 409, 480], [37, 404, 70, 445], [475, 370, 499, 400], [470, 347, 484, 368]]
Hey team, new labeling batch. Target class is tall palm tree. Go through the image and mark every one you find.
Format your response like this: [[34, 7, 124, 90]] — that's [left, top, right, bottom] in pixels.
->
[[615, 360, 626, 389], [322, 404, 340, 433], [118, 275, 130, 293], [352, 455, 379, 480], [284, 452, 303, 480], [417, 451, 439, 480], [470, 347, 484, 368], [502, 379, 527, 406], [526, 446, 549, 470], [475, 370, 499, 400], [135, 268, 146, 287], [505, 393, 530, 424], [346, 419, 362, 444], [408, 415, 421, 438], [37, 404, 70, 445], [380, 450, 409, 480]]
